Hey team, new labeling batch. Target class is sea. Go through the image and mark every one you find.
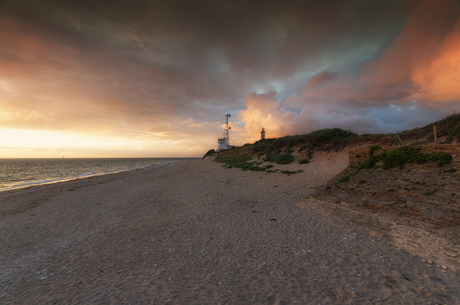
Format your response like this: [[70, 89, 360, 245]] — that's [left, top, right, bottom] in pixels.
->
[[0, 158, 197, 192]]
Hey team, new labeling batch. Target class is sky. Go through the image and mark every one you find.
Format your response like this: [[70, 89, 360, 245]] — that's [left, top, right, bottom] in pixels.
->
[[0, 0, 459, 158]]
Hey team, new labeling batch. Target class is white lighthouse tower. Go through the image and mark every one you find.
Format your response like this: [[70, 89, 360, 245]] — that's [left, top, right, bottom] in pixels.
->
[[261, 128, 265, 140], [217, 114, 232, 151]]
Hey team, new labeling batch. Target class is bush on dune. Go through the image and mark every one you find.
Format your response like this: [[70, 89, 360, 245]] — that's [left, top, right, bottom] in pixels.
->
[[202, 149, 216, 159], [265, 153, 294, 164], [379, 146, 452, 169]]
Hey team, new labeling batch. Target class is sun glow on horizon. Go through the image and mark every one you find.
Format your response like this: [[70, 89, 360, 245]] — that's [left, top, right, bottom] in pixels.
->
[[0, 128, 204, 158]]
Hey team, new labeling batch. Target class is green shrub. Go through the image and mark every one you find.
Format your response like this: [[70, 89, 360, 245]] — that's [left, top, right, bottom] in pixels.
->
[[281, 170, 297, 175], [269, 153, 294, 164], [379, 146, 453, 169], [202, 149, 215, 158], [299, 158, 310, 164], [265, 164, 274, 169], [248, 166, 266, 172], [298, 145, 308, 152], [285, 148, 294, 154], [437, 161, 444, 167], [426, 133, 434, 143], [369, 145, 383, 154], [359, 159, 375, 169], [339, 176, 350, 183], [435, 153, 453, 164], [267, 128, 357, 151], [358, 145, 383, 169], [234, 162, 251, 171], [444, 168, 457, 173], [355, 154, 361, 158], [359, 180, 367, 184], [424, 188, 437, 195], [214, 156, 263, 172], [254, 141, 274, 152], [297, 170, 303, 173]]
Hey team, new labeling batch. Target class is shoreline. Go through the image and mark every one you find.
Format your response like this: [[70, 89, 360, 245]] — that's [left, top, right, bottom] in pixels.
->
[[0, 158, 195, 194], [1, 157, 460, 303]]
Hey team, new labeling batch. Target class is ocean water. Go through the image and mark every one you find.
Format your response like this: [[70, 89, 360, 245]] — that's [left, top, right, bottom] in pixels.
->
[[0, 158, 196, 192]]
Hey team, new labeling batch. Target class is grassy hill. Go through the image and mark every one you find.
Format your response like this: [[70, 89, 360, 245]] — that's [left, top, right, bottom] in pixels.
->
[[204, 113, 460, 162]]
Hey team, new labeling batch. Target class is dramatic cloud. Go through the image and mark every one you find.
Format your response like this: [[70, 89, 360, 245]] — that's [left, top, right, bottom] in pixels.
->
[[238, 0, 460, 142], [301, 0, 460, 106], [237, 91, 454, 143], [0, 0, 458, 156]]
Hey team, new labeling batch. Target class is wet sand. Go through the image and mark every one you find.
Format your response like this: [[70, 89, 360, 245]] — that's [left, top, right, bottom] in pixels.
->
[[1, 154, 460, 304]]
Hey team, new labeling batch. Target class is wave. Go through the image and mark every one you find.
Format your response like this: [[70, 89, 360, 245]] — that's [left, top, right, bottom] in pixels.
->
[[0, 158, 192, 192]]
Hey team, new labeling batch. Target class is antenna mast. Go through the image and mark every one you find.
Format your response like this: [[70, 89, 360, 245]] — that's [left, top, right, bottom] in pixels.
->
[[225, 113, 231, 146]]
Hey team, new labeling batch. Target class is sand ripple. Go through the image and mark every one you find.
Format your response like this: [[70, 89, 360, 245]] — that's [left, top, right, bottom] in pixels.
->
[[1, 155, 459, 304]]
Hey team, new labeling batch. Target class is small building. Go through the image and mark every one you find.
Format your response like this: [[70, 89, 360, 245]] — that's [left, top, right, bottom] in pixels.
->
[[261, 128, 265, 140], [217, 137, 227, 150], [216, 113, 232, 151]]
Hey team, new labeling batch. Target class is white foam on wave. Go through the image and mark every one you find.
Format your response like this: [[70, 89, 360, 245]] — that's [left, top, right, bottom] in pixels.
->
[[1, 159, 190, 192], [78, 172, 94, 177], [13, 178, 68, 189]]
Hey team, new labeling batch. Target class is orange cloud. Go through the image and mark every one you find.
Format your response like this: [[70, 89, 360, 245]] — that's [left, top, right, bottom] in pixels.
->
[[411, 17, 460, 104], [238, 91, 304, 141], [302, 0, 460, 107], [240, 0, 460, 140]]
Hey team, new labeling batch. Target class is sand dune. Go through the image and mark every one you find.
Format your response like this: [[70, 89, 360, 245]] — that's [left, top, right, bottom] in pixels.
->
[[1, 155, 459, 304]]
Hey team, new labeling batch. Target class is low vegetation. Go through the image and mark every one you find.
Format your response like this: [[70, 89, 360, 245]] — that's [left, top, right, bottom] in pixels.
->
[[204, 113, 459, 179], [264, 153, 294, 164], [358, 145, 383, 169], [354, 145, 453, 171], [202, 149, 216, 159], [214, 156, 286, 173], [280, 170, 303, 175], [298, 145, 308, 152], [250, 128, 358, 161], [379, 146, 452, 169]]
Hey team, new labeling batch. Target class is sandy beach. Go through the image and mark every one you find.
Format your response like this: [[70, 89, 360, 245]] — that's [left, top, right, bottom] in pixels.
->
[[1, 155, 460, 304]]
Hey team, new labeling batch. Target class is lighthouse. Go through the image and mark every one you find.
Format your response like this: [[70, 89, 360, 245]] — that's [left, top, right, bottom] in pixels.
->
[[261, 128, 265, 140]]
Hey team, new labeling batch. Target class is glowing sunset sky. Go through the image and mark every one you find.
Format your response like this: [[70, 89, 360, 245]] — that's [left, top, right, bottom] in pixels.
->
[[0, 0, 459, 158]]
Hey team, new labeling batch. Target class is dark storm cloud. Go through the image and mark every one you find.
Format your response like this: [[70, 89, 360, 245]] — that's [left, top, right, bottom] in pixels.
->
[[2, 0, 410, 89], [2, 0, 458, 151], [238, 0, 460, 141], [301, 0, 460, 107]]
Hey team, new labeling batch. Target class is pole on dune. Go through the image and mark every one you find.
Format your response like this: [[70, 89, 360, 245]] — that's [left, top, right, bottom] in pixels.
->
[[226, 113, 231, 147]]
